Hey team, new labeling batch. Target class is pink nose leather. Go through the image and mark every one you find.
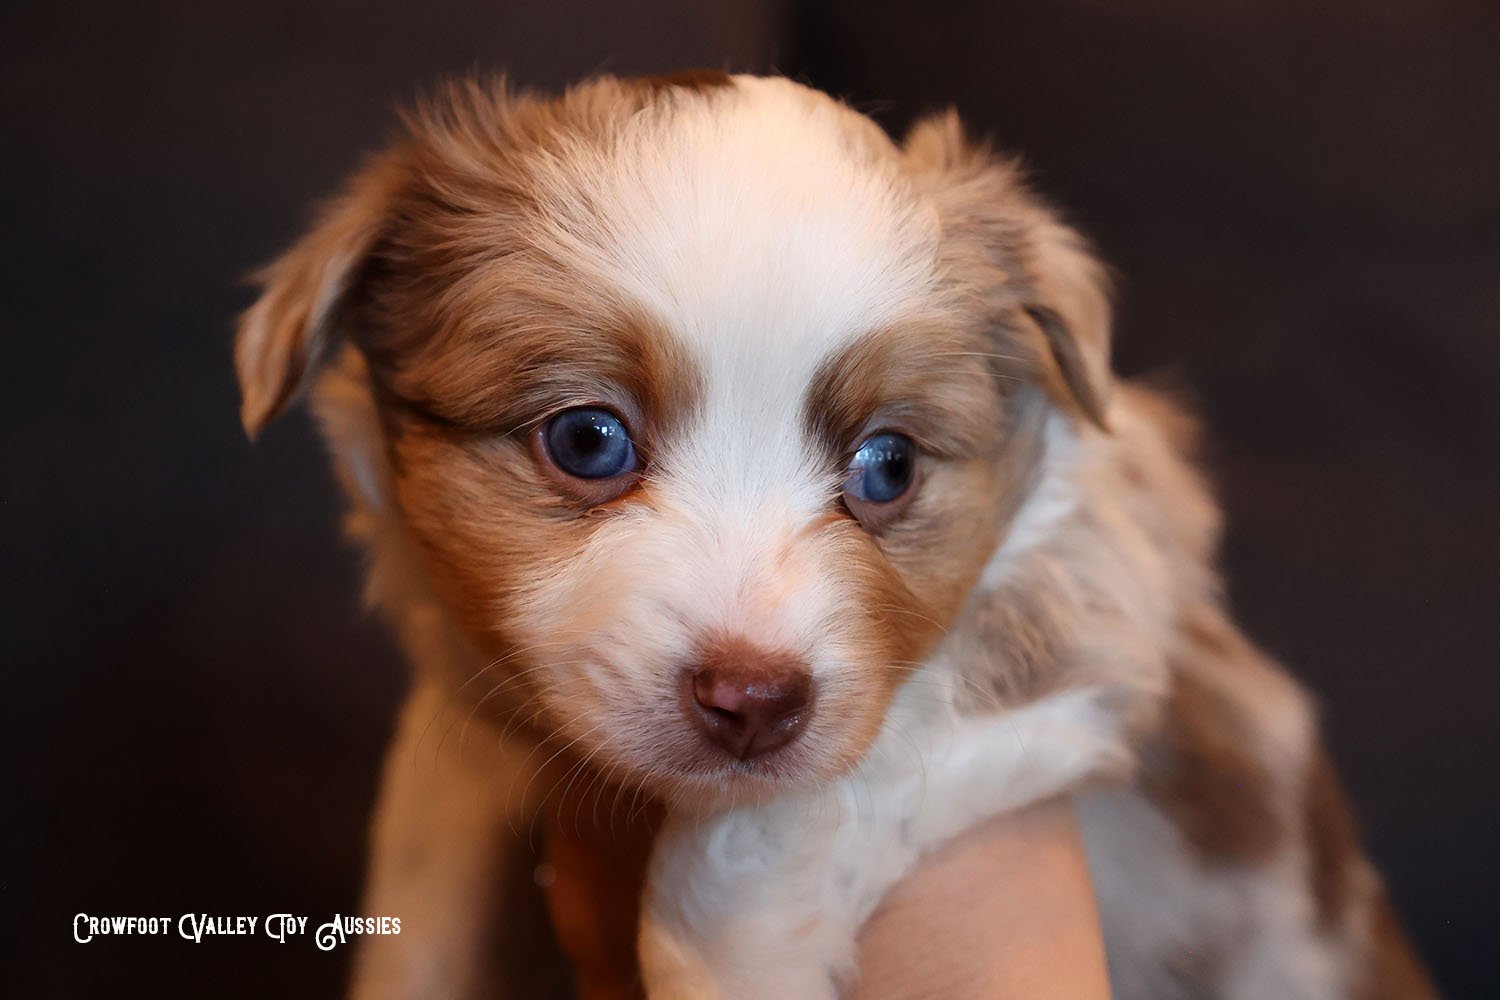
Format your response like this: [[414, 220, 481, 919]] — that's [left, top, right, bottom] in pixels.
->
[[686, 640, 813, 760]]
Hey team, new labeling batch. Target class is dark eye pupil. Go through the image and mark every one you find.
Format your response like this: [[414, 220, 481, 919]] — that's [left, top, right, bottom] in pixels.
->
[[850, 433, 914, 504], [544, 408, 635, 479]]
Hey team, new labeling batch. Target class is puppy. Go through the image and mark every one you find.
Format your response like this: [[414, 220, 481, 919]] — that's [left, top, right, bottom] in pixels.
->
[[236, 72, 1437, 998]]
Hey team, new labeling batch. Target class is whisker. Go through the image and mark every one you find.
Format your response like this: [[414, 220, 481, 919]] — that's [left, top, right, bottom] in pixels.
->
[[522, 719, 611, 849]]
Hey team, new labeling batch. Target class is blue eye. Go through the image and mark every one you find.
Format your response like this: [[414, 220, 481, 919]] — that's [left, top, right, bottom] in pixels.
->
[[543, 408, 637, 479], [845, 433, 915, 505]]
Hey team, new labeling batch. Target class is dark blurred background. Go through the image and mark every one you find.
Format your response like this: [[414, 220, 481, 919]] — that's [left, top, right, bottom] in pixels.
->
[[3, 1, 1496, 996]]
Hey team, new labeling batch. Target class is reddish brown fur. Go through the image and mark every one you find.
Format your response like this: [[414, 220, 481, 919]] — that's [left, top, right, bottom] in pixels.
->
[[1144, 664, 1285, 865], [235, 74, 1437, 998], [1303, 752, 1440, 999], [802, 323, 1017, 629], [632, 69, 734, 93], [1304, 746, 1364, 929], [1358, 889, 1440, 1000]]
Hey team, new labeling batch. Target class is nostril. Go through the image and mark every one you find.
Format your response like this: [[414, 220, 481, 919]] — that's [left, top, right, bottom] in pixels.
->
[[686, 644, 814, 761]]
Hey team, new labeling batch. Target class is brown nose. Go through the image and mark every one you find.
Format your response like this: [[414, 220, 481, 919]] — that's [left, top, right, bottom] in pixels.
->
[[686, 641, 813, 760]]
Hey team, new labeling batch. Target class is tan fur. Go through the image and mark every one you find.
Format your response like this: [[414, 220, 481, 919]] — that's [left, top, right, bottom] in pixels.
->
[[238, 73, 1434, 998]]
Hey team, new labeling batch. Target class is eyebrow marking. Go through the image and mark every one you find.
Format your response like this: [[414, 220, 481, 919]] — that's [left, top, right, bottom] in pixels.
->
[[802, 324, 1011, 464], [365, 290, 705, 448]]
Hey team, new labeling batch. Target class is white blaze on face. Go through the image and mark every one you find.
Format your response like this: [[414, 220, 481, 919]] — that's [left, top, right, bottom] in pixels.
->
[[527, 78, 940, 724]]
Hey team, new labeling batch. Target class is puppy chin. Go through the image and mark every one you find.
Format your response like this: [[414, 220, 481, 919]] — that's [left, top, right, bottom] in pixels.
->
[[646, 761, 836, 812], [603, 720, 869, 811]]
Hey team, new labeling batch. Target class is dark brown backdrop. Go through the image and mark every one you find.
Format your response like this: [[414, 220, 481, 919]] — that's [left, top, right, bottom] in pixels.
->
[[4, 1, 1495, 996]]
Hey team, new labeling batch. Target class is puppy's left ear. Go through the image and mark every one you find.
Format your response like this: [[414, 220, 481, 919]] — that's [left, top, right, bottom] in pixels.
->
[[1014, 215, 1113, 430], [235, 160, 401, 439], [905, 112, 1113, 429]]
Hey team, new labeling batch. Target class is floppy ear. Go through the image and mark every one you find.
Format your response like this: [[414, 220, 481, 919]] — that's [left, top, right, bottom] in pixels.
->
[[234, 161, 400, 438], [1015, 214, 1113, 429], [904, 111, 1113, 429]]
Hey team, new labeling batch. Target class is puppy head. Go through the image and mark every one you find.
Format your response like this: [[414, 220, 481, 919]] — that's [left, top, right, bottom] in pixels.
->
[[237, 75, 1111, 802]]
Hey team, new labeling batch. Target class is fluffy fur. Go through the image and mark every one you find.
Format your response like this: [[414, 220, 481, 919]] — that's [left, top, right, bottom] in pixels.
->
[[237, 73, 1435, 998]]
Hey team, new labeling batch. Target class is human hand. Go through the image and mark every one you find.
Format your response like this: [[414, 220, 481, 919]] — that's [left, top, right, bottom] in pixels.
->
[[544, 797, 1108, 999]]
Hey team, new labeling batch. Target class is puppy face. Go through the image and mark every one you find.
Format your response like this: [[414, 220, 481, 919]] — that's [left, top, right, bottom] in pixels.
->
[[237, 74, 1111, 802]]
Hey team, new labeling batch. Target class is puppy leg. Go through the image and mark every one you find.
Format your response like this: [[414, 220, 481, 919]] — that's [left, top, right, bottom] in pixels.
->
[[901, 685, 1134, 849], [347, 681, 533, 1000], [640, 804, 849, 1000]]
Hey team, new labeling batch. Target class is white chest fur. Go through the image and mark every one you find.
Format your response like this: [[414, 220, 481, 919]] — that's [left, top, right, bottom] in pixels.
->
[[638, 674, 1133, 999]]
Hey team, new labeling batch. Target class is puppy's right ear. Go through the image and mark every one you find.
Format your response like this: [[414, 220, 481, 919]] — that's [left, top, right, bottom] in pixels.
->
[[235, 162, 399, 438]]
